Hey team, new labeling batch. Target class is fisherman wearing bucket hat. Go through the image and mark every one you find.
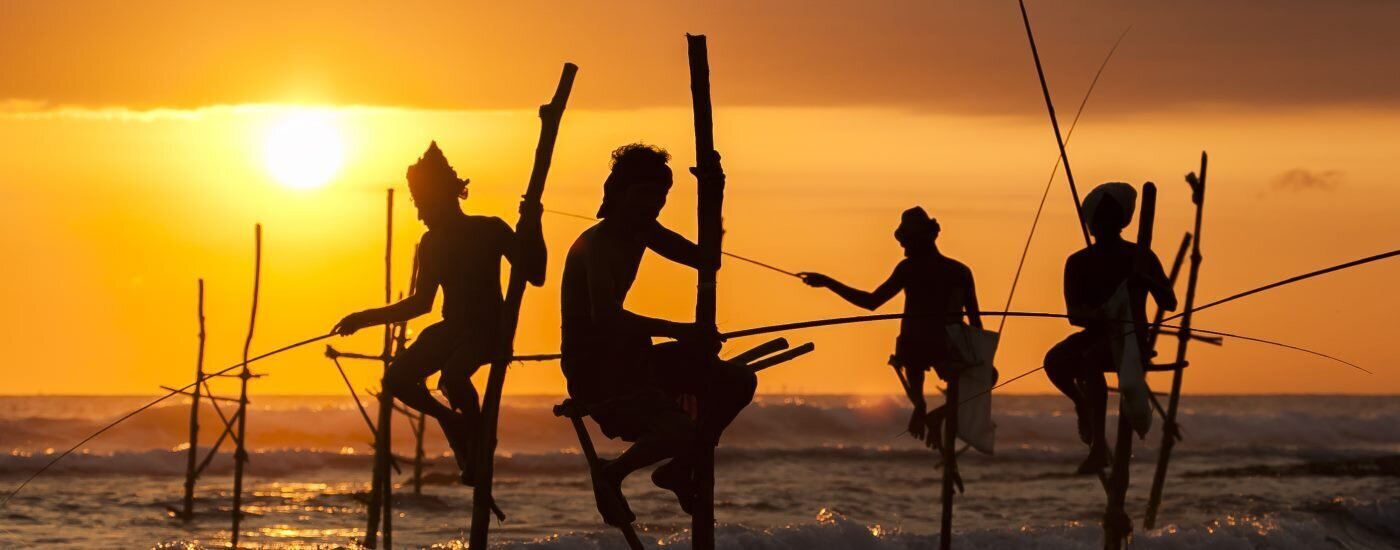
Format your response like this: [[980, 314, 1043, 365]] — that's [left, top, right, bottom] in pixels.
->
[[1043, 182, 1177, 475], [801, 206, 984, 447]]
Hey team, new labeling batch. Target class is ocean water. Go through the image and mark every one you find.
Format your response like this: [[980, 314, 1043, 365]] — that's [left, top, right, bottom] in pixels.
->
[[1, 394, 1398, 549]]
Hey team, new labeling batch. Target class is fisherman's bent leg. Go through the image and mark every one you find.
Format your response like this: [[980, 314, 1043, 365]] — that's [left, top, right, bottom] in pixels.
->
[[604, 407, 697, 483], [385, 325, 459, 421]]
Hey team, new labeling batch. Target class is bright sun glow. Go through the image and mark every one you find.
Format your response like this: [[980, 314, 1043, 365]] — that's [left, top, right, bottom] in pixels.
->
[[263, 110, 346, 190]]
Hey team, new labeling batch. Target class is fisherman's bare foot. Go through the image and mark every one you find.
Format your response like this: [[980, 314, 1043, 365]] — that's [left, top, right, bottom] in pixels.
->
[[593, 459, 636, 527], [1075, 402, 1093, 445], [949, 464, 965, 494], [439, 414, 476, 485], [925, 409, 945, 453], [908, 408, 927, 440], [652, 459, 697, 515], [1076, 446, 1109, 475]]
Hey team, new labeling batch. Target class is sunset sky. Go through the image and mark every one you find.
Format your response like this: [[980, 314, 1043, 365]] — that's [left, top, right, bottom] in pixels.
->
[[2, 1, 1396, 396]]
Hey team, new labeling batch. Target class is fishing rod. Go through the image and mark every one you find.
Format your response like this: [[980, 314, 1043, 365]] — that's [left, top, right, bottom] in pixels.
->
[[998, 26, 1131, 335], [1018, 0, 1090, 247], [0, 331, 335, 509], [1166, 249, 1398, 322], [719, 310, 1367, 373], [544, 208, 804, 279]]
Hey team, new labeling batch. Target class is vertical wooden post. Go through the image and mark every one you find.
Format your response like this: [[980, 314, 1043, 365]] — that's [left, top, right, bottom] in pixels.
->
[[939, 375, 959, 550], [686, 32, 721, 550], [399, 248, 424, 497], [412, 410, 426, 497], [181, 279, 206, 522], [1145, 153, 1207, 528], [231, 225, 261, 548], [1104, 183, 1155, 550], [469, 62, 577, 549], [365, 189, 395, 548]]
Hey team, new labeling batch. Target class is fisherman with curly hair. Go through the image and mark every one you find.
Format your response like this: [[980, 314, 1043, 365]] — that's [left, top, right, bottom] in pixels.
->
[[333, 141, 546, 484], [560, 143, 756, 526]]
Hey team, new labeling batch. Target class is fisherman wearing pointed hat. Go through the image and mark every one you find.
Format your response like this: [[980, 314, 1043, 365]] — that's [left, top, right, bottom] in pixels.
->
[[332, 142, 547, 484], [801, 206, 984, 448], [1044, 182, 1177, 474]]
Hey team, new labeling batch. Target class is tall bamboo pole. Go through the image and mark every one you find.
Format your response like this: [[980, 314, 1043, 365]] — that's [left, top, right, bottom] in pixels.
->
[[365, 189, 395, 548], [1104, 183, 1156, 550], [469, 62, 577, 548], [686, 33, 722, 550], [1145, 153, 1208, 528], [938, 376, 959, 550], [181, 279, 206, 521], [230, 225, 261, 548]]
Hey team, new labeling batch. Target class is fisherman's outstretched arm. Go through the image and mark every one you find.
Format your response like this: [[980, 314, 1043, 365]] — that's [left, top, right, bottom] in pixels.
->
[[586, 245, 713, 343], [645, 222, 718, 271], [801, 266, 903, 311], [334, 250, 439, 335], [505, 202, 548, 287]]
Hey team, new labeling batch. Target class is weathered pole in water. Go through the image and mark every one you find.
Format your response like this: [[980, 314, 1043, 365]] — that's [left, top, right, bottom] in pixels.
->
[[1145, 153, 1208, 528], [687, 32, 722, 550], [469, 62, 577, 548], [365, 189, 396, 548], [181, 278, 206, 522], [230, 225, 261, 548]]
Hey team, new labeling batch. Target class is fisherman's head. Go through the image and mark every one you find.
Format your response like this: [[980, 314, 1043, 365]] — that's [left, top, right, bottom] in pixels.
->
[[597, 143, 673, 224], [894, 206, 940, 253], [1083, 182, 1137, 241], [406, 141, 469, 229]]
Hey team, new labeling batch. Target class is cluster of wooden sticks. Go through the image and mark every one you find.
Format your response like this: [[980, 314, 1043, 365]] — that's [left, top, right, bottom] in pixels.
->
[[4, 18, 1398, 550]]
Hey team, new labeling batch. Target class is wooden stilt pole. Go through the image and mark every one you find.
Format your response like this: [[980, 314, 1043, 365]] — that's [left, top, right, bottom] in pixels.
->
[[939, 374, 960, 550], [230, 225, 261, 548], [365, 189, 395, 548], [181, 279, 206, 522], [469, 62, 577, 549], [1104, 182, 1157, 549], [400, 248, 425, 497], [686, 33, 722, 550], [412, 410, 426, 497], [1145, 152, 1207, 528], [554, 400, 646, 550]]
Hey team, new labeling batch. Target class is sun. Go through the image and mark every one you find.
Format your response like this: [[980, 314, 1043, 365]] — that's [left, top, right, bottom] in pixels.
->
[[263, 110, 346, 190]]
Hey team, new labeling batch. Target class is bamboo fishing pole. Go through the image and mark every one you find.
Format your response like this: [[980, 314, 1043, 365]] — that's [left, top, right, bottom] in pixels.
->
[[998, 26, 1132, 335], [469, 62, 577, 549], [0, 329, 335, 510], [545, 208, 803, 279], [230, 224, 261, 548], [1018, 0, 1090, 247]]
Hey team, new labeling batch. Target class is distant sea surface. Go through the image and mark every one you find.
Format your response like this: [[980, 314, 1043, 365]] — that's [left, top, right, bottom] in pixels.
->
[[2, 394, 1398, 548]]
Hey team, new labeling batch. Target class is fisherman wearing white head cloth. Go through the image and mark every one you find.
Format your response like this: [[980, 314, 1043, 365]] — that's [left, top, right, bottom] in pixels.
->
[[1043, 182, 1178, 475]]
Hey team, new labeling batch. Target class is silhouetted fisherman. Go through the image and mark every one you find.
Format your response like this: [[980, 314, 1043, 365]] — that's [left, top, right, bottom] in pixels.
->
[[560, 143, 757, 526], [1043, 182, 1176, 474], [333, 142, 545, 484], [800, 207, 983, 448]]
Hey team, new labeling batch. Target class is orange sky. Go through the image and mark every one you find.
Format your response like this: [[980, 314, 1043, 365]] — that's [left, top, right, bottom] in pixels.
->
[[1, 1, 1396, 396]]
